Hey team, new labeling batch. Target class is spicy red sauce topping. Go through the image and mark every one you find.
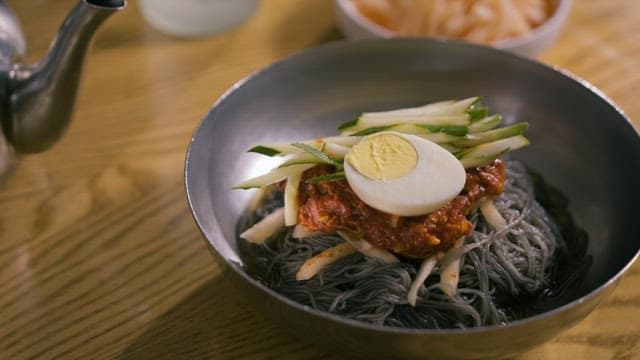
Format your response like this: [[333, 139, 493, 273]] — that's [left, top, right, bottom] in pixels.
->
[[297, 160, 506, 258]]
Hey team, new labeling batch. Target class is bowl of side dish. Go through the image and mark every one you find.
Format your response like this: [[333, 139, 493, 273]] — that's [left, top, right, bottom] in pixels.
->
[[334, 0, 572, 57], [185, 39, 640, 359]]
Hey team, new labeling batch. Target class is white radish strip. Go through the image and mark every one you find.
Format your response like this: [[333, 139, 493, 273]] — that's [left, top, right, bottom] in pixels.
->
[[407, 256, 438, 307], [296, 242, 356, 281], [292, 224, 328, 239], [439, 237, 465, 297], [247, 187, 266, 212], [479, 198, 507, 231], [284, 172, 303, 226], [239, 208, 285, 244], [337, 231, 398, 264]]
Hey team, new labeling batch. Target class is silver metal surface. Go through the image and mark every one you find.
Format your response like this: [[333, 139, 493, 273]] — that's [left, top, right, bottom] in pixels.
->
[[0, 0, 125, 179], [185, 39, 640, 359], [0, 1, 25, 63]]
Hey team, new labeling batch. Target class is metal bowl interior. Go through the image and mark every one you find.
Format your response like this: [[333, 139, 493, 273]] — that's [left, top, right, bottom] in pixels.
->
[[185, 39, 640, 359]]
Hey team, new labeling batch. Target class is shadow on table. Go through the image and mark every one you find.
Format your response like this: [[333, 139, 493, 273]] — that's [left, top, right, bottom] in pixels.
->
[[118, 271, 346, 359]]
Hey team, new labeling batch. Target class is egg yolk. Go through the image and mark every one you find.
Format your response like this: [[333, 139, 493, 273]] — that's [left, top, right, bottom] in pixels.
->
[[345, 132, 418, 181]]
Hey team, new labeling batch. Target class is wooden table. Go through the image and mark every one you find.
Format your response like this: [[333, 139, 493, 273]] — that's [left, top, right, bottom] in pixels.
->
[[1, 1, 638, 358]]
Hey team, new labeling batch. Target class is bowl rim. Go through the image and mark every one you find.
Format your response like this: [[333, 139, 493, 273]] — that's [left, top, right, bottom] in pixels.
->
[[185, 38, 640, 336], [334, 0, 573, 50]]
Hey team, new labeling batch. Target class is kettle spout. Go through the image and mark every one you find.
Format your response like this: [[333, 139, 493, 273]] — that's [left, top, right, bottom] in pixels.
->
[[7, 0, 125, 154]]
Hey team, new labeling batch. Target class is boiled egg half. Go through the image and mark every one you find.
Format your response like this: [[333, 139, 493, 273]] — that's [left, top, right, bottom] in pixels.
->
[[344, 131, 466, 216]]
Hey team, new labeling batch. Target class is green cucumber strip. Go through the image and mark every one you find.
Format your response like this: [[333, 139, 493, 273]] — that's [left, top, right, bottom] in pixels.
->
[[305, 171, 346, 183], [338, 118, 359, 130], [362, 123, 469, 137], [233, 164, 314, 189], [292, 143, 343, 168], [340, 124, 465, 145], [417, 132, 463, 144], [439, 143, 462, 153], [453, 123, 529, 147], [466, 105, 488, 122], [460, 149, 510, 169], [457, 135, 530, 168], [389, 123, 432, 134], [350, 125, 397, 136], [360, 99, 458, 119], [250, 136, 357, 157], [342, 114, 471, 135], [338, 97, 478, 132], [409, 97, 478, 117], [358, 114, 471, 125], [421, 124, 469, 136], [249, 143, 306, 156], [468, 115, 502, 133], [248, 145, 282, 156]]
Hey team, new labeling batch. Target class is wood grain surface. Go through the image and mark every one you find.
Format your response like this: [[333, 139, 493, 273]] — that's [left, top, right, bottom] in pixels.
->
[[0, 0, 638, 359]]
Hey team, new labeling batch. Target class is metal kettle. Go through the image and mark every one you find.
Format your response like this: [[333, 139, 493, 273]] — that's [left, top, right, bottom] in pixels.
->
[[0, 0, 125, 179]]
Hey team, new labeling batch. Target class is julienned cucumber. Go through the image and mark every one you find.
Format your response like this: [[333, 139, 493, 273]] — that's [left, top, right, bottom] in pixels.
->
[[291, 143, 344, 168], [452, 123, 528, 147], [467, 114, 502, 133], [342, 115, 470, 135], [352, 123, 469, 137], [338, 97, 479, 134], [249, 136, 358, 157], [278, 153, 324, 167], [236, 97, 530, 189], [233, 164, 314, 189], [249, 120, 525, 162], [457, 135, 529, 168], [248, 120, 528, 172], [367, 97, 478, 118]]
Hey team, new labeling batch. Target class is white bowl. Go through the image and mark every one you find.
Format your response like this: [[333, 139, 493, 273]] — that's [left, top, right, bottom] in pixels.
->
[[137, 0, 258, 37], [334, 0, 572, 57]]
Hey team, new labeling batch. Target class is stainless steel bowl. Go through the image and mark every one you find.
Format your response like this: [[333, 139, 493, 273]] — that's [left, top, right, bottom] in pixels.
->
[[185, 39, 640, 359]]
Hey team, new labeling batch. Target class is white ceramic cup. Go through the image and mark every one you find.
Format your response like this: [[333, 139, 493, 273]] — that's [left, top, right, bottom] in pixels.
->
[[137, 0, 259, 37]]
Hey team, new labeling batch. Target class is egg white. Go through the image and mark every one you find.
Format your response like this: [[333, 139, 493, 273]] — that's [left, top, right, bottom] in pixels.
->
[[344, 132, 466, 216]]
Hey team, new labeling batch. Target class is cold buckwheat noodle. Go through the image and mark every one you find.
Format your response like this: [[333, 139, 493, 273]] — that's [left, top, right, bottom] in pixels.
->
[[238, 160, 590, 329]]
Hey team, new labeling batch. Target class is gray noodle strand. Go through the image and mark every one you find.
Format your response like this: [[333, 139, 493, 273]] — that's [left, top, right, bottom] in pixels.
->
[[238, 161, 580, 329]]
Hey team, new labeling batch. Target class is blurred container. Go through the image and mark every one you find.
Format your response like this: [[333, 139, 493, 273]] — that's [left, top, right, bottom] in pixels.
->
[[334, 0, 572, 58], [138, 0, 259, 37]]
